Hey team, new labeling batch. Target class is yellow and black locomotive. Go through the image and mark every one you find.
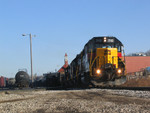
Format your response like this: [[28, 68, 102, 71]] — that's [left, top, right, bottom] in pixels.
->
[[66, 36, 126, 87]]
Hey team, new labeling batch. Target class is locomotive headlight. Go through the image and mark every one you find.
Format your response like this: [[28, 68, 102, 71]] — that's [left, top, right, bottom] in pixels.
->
[[104, 37, 107, 42], [117, 69, 122, 74], [96, 69, 101, 74]]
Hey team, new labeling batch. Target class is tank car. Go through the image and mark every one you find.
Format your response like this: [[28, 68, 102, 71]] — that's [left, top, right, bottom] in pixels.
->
[[15, 71, 30, 88], [61, 36, 126, 87]]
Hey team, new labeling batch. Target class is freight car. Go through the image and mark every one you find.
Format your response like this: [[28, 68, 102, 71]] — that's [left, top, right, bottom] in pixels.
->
[[0, 76, 5, 88], [33, 76, 46, 87], [15, 71, 30, 88], [59, 36, 126, 87], [0, 76, 8, 88], [46, 72, 60, 87], [7, 78, 16, 88]]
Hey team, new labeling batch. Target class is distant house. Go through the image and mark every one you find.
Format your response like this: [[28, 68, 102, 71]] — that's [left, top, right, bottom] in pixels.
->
[[131, 52, 146, 56], [58, 53, 68, 74]]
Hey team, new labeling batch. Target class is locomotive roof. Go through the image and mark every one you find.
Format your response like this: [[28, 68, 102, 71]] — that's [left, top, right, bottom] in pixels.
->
[[85, 36, 123, 47]]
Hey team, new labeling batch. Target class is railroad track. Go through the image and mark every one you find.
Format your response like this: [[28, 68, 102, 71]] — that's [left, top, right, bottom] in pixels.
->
[[94, 86, 150, 91], [46, 85, 150, 91], [0, 87, 46, 92], [2, 86, 150, 91]]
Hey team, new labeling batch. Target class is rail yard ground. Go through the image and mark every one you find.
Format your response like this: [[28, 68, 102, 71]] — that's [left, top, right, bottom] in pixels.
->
[[0, 88, 150, 113]]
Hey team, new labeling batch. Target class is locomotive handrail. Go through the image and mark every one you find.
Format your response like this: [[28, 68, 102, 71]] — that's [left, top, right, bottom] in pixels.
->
[[76, 66, 78, 80], [90, 49, 93, 68], [89, 56, 99, 76], [89, 49, 93, 76]]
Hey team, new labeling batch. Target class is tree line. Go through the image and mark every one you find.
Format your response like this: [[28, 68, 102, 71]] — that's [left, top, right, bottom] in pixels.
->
[[127, 49, 150, 56]]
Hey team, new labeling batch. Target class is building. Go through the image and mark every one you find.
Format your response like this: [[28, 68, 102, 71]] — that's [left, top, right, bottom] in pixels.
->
[[58, 53, 69, 74], [125, 56, 150, 73]]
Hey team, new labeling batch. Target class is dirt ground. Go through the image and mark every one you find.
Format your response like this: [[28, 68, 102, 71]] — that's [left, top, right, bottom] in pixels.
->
[[0, 89, 150, 113], [123, 76, 150, 87]]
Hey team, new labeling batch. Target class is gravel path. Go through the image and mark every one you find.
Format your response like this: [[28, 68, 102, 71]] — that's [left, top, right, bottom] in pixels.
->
[[0, 88, 150, 113]]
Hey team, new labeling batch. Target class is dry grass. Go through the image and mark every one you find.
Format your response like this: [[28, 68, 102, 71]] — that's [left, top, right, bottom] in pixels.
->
[[123, 76, 150, 87]]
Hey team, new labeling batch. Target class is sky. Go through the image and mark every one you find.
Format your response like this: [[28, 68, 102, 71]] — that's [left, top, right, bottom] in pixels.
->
[[0, 0, 150, 77]]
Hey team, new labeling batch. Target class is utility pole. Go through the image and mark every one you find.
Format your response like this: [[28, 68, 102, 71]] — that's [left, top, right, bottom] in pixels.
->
[[22, 33, 36, 86]]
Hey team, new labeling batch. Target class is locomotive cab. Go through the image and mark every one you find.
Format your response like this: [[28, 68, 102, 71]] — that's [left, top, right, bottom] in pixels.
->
[[66, 36, 126, 87]]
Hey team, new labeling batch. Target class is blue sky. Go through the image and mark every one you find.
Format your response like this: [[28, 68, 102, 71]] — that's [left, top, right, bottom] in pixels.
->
[[0, 0, 150, 77]]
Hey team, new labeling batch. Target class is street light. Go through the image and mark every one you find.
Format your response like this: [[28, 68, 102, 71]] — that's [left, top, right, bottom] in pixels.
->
[[22, 33, 36, 86]]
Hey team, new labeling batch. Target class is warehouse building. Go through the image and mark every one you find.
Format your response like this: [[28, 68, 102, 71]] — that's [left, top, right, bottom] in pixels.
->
[[125, 56, 150, 73]]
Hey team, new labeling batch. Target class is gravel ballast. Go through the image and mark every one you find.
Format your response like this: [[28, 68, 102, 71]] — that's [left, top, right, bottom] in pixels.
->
[[0, 88, 150, 113]]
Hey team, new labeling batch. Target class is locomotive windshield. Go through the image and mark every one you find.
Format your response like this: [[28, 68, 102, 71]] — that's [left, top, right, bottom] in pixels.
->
[[95, 44, 122, 52], [95, 44, 114, 48]]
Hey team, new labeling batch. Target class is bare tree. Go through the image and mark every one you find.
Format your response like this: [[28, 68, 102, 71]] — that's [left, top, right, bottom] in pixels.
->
[[145, 49, 150, 56]]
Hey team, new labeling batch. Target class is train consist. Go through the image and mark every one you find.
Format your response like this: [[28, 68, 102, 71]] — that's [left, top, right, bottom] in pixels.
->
[[46, 36, 126, 88], [1, 36, 150, 89]]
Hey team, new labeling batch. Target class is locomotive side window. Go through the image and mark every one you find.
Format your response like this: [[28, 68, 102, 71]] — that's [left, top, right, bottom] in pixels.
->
[[115, 44, 121, 52]]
